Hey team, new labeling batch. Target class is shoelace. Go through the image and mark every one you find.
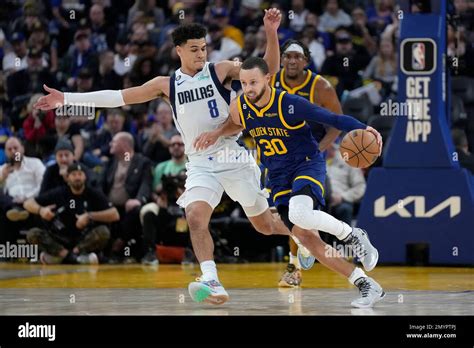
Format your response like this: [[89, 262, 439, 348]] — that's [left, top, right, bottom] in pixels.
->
[[351, 234, 368, 258], [357, 279, 372, 297]]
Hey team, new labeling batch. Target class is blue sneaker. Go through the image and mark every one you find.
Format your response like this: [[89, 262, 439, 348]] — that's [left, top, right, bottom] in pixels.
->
[[297, 246, 316, 270], [188, 278, 229, 305]]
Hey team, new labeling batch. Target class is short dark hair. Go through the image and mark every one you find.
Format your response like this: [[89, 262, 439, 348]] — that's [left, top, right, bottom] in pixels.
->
[[241, 57, 269, 75], [281, 39, 311, 60], [172, 23, 207, 46]]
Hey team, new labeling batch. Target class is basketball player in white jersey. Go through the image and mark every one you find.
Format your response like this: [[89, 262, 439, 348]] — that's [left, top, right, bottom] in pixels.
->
[[35, 9, 379, 307]]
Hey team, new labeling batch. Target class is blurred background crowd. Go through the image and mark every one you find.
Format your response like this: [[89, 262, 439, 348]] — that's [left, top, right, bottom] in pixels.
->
[[0, 0, 473, 265]]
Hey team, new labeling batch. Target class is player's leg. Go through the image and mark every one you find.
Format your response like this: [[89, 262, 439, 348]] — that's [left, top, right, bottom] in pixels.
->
[[288, 185, 378, 271], [177, 169, 229, 305]]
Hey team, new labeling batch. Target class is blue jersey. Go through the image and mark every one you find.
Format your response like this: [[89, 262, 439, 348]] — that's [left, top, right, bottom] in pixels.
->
[[271, 69, 326, 142], [238, 88, 366, 207], [237, 88, 365, 173]]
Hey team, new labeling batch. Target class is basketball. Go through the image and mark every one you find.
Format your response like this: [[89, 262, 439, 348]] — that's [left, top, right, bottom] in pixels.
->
[[339, 129, 380, 168]]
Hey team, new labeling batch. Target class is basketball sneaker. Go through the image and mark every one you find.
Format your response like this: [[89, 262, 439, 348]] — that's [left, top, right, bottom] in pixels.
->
[[188, 278, 229, 305], [278, 263, 302, 287], [76, 252, 99, 265], [351, 276, 386, 308], [346, 228, 379, 272], [297, 245, 316, 270]]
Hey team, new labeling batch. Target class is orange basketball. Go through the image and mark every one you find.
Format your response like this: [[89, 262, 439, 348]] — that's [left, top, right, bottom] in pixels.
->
[[339, 129, 380, 168]]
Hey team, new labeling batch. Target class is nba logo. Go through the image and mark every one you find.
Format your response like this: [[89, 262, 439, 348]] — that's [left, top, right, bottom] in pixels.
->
[[412, 43, 425, 70]]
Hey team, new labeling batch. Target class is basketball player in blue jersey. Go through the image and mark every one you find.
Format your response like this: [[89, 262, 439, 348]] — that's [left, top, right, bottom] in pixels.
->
[[271, 40, 344, 287], [195, 57, 386, 307]]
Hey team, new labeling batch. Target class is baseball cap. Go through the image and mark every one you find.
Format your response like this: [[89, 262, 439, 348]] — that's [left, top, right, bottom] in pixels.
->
[[10, 32, 25, 43], [27, 47, 42, 58], [67, 162, 86, 175], [78, 68, 93, 79], [54, 139, 74, 154]]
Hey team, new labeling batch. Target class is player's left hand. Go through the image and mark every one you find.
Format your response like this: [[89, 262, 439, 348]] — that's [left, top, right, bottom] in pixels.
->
[[263, 8, 282, 31], [194, 131, 219, 151], [75, 213, 90, 230], [365, 126, 383, 155]]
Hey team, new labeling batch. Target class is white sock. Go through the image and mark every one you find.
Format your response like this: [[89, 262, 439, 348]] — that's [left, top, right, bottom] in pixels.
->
[[289, 195, 352, 240], [348, 267, 366, 285], [289, 252, 301, 269], [200, 260, 219, 282]]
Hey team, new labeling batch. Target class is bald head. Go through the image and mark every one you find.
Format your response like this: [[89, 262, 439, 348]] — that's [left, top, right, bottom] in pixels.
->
[[110, 132, 134, 157]]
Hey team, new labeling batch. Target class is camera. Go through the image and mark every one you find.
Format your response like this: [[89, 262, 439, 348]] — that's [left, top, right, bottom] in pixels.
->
[[161, 171, 186, 216]]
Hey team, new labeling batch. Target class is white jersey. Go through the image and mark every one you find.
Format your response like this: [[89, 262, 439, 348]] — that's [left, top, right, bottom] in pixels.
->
[[169, 62, 238, 159]]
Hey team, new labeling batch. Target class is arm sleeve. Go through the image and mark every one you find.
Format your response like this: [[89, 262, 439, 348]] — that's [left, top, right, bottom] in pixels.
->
[[290, 95, 366, 132], [35, 187, 62, 206]]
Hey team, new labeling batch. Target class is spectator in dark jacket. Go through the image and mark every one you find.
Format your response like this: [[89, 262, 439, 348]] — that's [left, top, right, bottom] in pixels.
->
[[102, 132, 152, 261]]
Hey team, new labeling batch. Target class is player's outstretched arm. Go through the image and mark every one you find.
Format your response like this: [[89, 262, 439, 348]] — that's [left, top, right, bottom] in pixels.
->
[[34, 76, 169, 110], [194, 99, 243, 151], [262, 8, 282, 76], [215, 8, 282, 81]]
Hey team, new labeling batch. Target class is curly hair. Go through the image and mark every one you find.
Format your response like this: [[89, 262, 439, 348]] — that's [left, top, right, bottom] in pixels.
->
[[171, 23, 207, 46]]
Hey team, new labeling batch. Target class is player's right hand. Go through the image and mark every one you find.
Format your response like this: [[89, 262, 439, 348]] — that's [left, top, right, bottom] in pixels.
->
[[193, 131, 219, 151], [40, 205, 56, 221], [34, 85, 64, 110]]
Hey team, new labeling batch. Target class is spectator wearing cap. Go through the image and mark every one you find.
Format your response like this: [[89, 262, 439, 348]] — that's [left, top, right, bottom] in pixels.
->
[[94, 50, 122, 91], [0, 137, 45, 246], [6, 47, 58, 102], [103, 132, 152, 262], [89, 3, 117, 53], [60, 31, 99, 89], [349, 7, 377, 56], [206, 6, 244, 48], [320, 26, 371, 96], [141, 101, 178, 165], [72, 68, 95, 93], [207, 23, 242, 62], [27, 20, 58, 71], [40, 139, 100, 195], [54, 113, 84, 162], [236, 0, 263, 32], [22, 94, 56, 158], [24, 162, 119, 265], [289, 0, 310, 33], [2, 32, 28, 74], [318, 0, 352, 33], [114, 35, 137, 77]]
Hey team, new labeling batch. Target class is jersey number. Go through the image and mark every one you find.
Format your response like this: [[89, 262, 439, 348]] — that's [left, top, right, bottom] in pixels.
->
[[208, 99, 219, 118], [259, 138, 288, 156]]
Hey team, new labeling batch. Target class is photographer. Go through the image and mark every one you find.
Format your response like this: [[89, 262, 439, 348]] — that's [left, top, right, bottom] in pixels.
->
[[23, 163, 119, 264], [139, 135, 187, 265]]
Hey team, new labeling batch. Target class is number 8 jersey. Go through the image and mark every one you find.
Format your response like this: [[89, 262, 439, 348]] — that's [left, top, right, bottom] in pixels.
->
[[169, 62, 238, 158], [237, 87, 320, 172]]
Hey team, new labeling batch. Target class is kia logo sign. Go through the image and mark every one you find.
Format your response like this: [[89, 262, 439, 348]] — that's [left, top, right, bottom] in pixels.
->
[[374, 196, 461, 218]]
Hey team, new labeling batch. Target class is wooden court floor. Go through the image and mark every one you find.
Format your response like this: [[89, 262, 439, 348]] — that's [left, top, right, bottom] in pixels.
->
[[0, 262, 472, 315]]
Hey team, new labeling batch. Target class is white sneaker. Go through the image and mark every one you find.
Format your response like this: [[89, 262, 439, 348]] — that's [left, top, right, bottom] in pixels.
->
[[188, 278, 229, 305], [77, 252, 99, 265], [347, 228, 379, 272], [351, 277, 386, 308], [39, 252, 63, 265]]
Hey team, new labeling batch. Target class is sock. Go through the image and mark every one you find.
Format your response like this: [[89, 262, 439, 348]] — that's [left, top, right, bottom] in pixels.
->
[[289, 252, 301, 269], [200, 260, 219, 282], [348, 267, 366, 285]]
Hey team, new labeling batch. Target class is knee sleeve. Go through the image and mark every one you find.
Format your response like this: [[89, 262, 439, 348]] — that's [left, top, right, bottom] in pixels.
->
[[276, 205, 294, 230], [288, 195, 319, 230]]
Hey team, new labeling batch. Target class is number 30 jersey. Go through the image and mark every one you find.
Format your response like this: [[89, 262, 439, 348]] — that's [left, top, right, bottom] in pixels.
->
[[237, 87, 320, 173], [169, 62, 238, 158]]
